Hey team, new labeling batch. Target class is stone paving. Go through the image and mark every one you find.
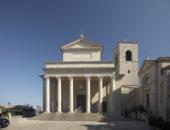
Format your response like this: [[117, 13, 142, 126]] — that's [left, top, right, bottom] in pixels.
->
[[3, 117, 151, 130]]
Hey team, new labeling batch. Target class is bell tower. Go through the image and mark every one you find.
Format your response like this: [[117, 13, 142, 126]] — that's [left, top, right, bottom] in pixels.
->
[[114, 41, 139, 87]]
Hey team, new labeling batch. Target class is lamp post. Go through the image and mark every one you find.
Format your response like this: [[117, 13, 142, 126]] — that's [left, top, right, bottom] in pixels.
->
[[8, 102, 11, 108]]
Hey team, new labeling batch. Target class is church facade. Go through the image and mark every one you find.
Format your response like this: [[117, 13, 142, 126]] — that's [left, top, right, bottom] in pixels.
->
[[138, 57, 170, 120], [41, 36, 139, 114]]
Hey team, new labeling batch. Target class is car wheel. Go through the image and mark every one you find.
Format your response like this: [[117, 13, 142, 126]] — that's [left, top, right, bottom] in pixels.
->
[[2, 119, 9, 128]]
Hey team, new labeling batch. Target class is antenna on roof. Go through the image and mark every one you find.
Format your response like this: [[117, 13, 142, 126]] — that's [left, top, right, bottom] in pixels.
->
[[80, 31, 85, 39], [145, 50, 150, 60], [123, 33, 127, 43], [146, 56, 150, 60]]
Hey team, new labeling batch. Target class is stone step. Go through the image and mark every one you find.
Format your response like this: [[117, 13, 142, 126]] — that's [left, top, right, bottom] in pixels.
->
[[31, 113, 129, 122]]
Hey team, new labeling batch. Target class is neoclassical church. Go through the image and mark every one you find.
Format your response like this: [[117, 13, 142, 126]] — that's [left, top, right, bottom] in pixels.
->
[[41, 35, 139, 114]]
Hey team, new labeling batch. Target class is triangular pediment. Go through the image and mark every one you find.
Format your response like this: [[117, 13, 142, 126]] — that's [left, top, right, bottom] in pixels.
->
[[139, 60, 155, 74], [61, 38, 103, 50]]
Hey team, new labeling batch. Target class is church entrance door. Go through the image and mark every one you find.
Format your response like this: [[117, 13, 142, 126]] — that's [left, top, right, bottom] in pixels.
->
[[77, 95, 86, 113]]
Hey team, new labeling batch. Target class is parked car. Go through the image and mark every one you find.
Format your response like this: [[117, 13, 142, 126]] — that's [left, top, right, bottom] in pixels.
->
[[0, 117, 9, 128]]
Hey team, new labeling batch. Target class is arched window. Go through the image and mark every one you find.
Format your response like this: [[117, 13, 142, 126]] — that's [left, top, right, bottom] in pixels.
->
[[126, 50, 132, 61]]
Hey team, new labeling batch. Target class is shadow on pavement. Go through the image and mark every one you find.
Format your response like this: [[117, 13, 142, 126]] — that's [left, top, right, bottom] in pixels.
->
[[82, 122, 115, 130]]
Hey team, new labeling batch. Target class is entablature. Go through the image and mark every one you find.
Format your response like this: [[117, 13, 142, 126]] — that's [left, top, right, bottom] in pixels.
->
[[45, 61, 114, 68], [43, 67, 114, 75]]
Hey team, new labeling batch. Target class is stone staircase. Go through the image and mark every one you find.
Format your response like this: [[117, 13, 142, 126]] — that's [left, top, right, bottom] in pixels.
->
[[31, 113, 129, 122]]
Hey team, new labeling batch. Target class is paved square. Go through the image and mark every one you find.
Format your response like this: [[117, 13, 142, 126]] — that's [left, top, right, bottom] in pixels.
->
[[3, 118, 151, 130]]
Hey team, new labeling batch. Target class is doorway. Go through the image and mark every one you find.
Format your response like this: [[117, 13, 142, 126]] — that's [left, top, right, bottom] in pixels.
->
[[77, 95, 86, 113], [102, 101, 107, 113]]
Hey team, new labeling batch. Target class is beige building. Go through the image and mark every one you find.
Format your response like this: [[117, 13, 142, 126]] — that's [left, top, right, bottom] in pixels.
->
[[139, 57, 170, 120], [0, 108, 2, 114], [0, 105, 7, 114], [41, 36, 139, 114]]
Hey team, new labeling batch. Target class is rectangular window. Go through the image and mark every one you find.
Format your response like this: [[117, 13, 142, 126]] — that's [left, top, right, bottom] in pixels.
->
[[146, 94, 150, 108]]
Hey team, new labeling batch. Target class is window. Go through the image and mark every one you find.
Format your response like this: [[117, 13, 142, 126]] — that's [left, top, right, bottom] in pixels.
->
[[126, 50, 132, 61], [128, 70, 131, 73], [146, 94, 150, 108]]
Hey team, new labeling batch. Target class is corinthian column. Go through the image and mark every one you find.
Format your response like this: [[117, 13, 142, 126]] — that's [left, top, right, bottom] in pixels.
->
[[98, 76, 103, 113], [69, 76, 74, 113], [56, 76, 62, 113], [45, 76, 50, 113], [86, 76, 91, 113]]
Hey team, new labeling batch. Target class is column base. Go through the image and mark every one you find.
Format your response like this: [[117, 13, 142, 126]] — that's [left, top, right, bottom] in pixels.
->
[[44, 111, 50, 113], [56, 111, 62, 113], [97, 112, 103, 114]]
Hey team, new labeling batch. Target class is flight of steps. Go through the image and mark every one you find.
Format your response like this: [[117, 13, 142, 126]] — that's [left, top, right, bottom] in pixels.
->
[[31, 113, 129, 122]]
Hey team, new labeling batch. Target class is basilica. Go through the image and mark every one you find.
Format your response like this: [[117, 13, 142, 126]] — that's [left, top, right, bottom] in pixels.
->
[[41, 35, 139, 115]]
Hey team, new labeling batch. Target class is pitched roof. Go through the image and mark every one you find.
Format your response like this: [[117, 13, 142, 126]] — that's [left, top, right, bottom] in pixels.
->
[[61, 37, 103, 50], [138, 60, 156, 75], [139, 57, 170, 74]]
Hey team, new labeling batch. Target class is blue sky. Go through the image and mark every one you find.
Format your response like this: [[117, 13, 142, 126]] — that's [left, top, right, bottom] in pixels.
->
[[0, 0, 170, 107]]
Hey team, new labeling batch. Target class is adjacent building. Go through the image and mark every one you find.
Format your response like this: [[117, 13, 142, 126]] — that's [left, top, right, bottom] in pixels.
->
[[139, 57, 170, 120]]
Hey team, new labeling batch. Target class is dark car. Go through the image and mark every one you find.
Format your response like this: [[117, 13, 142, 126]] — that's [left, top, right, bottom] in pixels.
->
[[0, 118, 9, 128], [162, 121, 170, 130]]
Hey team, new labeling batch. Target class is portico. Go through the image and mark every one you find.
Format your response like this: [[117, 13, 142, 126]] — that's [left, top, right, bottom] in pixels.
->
[[43, 73, 115, 113]]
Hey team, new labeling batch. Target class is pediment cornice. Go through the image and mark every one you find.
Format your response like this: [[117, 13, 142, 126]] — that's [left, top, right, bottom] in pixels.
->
[[61, 38, 103, 51], [62, 47, 102, 52]]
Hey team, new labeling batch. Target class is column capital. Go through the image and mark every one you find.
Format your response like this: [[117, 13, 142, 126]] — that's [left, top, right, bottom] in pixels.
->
[[98, 76, 103, 80], [85, 76, 91, 80], [110, 75, 116, 79], [68, 76, 74, 80], [44, 75, 50, 79], [55, 76, 61, 79]]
